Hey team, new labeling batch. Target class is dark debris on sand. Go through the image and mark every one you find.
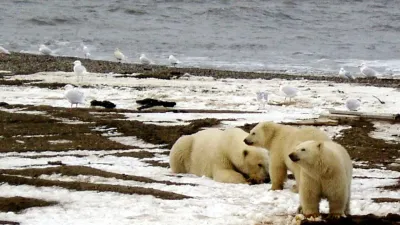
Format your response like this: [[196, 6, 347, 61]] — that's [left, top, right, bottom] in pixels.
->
[[300, 213, 400, 225], [0, 196, 57, 213]]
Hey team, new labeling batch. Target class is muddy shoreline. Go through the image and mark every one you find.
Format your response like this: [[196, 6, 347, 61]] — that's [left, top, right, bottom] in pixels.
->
[[1, 52, 400, 88]]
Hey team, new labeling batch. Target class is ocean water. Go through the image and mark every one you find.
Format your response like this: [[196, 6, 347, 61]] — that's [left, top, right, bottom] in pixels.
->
[[1, 0, 400, 75]]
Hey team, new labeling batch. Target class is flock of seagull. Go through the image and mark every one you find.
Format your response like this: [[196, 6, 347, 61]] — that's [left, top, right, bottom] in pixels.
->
[[0, 44, 392, 112]]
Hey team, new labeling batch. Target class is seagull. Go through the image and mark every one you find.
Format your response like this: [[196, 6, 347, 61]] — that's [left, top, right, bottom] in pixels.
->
[[139, 54, 152, 65], [64, 84, 85, 108], [168, 55, 179, 66], [338, 68, 354, 80], [358, 63, 377, 78], [83, 45, 90, 59], [383, 68, 394, 78], [279, 85, 299, 103], [114, 48, 125, 62], [73, 60, 87, 83], [39, 44, 52, 55], [0, 46, 10, 54], [345, 98, 361, 111], [256, 91, 269, 109]]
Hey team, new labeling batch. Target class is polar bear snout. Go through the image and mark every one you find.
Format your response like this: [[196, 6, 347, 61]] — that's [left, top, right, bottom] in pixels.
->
[[248, 176, 270, 185], [244, 138, 253, 145], [289, 153, 300, 162]]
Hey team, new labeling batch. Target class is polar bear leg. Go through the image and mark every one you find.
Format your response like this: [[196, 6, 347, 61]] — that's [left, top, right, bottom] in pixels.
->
[[291, 169, 301, 193], [213, 169, 248, 184], [328, 193, 347, 217], [299, 176, 320, 217], [270, 159, 287, 190], [345, 193, 351, 215], [169, 135, 193, 173]]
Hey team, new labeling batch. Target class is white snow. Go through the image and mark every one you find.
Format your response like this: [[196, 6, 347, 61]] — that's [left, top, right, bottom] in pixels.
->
[[0, 71, 399, 225]]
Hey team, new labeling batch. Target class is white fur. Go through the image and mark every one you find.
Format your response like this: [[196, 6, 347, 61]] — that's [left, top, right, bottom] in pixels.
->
[[289, 140, 352, 217], [244, 121, 330, 191], [169, 128, 270, 184]]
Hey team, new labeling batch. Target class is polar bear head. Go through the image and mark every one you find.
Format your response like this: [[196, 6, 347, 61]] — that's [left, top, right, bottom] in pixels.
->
[[243, 121, 277, 149], [239, 146, 270, 184], [288, 140, 322, 165]]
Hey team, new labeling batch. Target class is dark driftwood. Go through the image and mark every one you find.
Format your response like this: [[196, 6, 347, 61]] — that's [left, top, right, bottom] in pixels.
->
[[324, 109, 400, 123], [281, 118, 339, 126], [136, 98, 176, 111]]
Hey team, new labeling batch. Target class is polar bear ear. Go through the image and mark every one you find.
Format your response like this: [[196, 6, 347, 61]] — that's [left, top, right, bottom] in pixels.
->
[[317, 142, 323, 150], [243, 150, 249, 157]]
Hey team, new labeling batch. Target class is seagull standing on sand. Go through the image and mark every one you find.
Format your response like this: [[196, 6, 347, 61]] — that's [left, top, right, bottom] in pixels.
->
[[83, 45, 90, 59], [39, 44, 52, 55], [256, 91, 269, 109], [114, 48, 125, 62], [358, 63, 377, 78], [64, 84, 85, 108], [279, 85, 299, 103], [73, 60, 87, 83], [345, 98, 361, 111], [339, 68, 354, 80], [140, 54, 152, 65], [168, 55, 179, 66], [383, 68, 394, 78], [0, 46, 10, 54]]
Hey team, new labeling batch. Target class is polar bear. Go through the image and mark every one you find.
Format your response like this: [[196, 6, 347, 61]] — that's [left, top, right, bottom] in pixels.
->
[[243, 121, 330, 191], [169, 128, 270, 184], [288, 140, 352, 218]]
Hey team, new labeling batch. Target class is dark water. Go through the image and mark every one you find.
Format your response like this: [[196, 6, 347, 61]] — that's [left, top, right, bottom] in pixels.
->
[[1, 0, 400, 75]]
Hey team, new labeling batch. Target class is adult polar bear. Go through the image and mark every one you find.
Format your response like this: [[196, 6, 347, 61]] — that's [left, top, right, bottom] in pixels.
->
[[169, 128, 270, 184], [289, 140, 352, 218], [243, 121, 330, 191]]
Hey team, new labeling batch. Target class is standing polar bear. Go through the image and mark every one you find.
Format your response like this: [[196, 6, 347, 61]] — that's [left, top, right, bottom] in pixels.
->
[[243, 121, 330, 191], [169, 128, 270, 184], [289, 140, 352, 218]]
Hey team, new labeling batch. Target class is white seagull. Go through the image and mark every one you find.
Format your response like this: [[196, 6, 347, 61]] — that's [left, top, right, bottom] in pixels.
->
[[114, 48, 125, 62], [256, 91, 269, 109], [39, 44, 52, 55], [0, 46, 10, 54], [168, 55, 179, 66], [339, 68, 354, 80], [64, 84, 85, 108], [383, 68, 394, 78], [358, 63, 377, 78], [279, 85, 299, 103], [345, 98, 361, 111], [73, 60, 87, 83], [140, 54, 152, 65], [83, 45, 90, 59]]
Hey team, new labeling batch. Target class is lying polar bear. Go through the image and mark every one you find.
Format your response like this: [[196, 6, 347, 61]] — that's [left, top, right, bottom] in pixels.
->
[[170, 128, 270, 184]]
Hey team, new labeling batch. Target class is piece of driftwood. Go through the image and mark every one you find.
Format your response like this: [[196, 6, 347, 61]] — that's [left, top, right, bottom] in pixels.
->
[[281, 118, 339, 126], [325, 109, 400, 123], [136, 98, 177, 111], [0, 102, 9, 107], [90, 100, 116, 109]]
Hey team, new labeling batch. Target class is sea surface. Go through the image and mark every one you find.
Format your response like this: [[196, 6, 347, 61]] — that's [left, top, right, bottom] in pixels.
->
[[1, 0, 400, 75]]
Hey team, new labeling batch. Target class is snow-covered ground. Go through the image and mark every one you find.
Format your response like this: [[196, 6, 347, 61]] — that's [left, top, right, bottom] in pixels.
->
[[0, 72, 399, 225]]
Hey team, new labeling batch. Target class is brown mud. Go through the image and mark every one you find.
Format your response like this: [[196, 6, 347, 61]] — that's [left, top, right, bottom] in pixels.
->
[[300, 213, 400, 225], [0, 174, 189, 200], [0, 196, 56, 213]]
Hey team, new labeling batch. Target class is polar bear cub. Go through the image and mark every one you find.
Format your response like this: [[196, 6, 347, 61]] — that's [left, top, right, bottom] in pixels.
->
[[243, 121, 331, 191], [289, 140, 352, 218], [169, 128, 270, 184]]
